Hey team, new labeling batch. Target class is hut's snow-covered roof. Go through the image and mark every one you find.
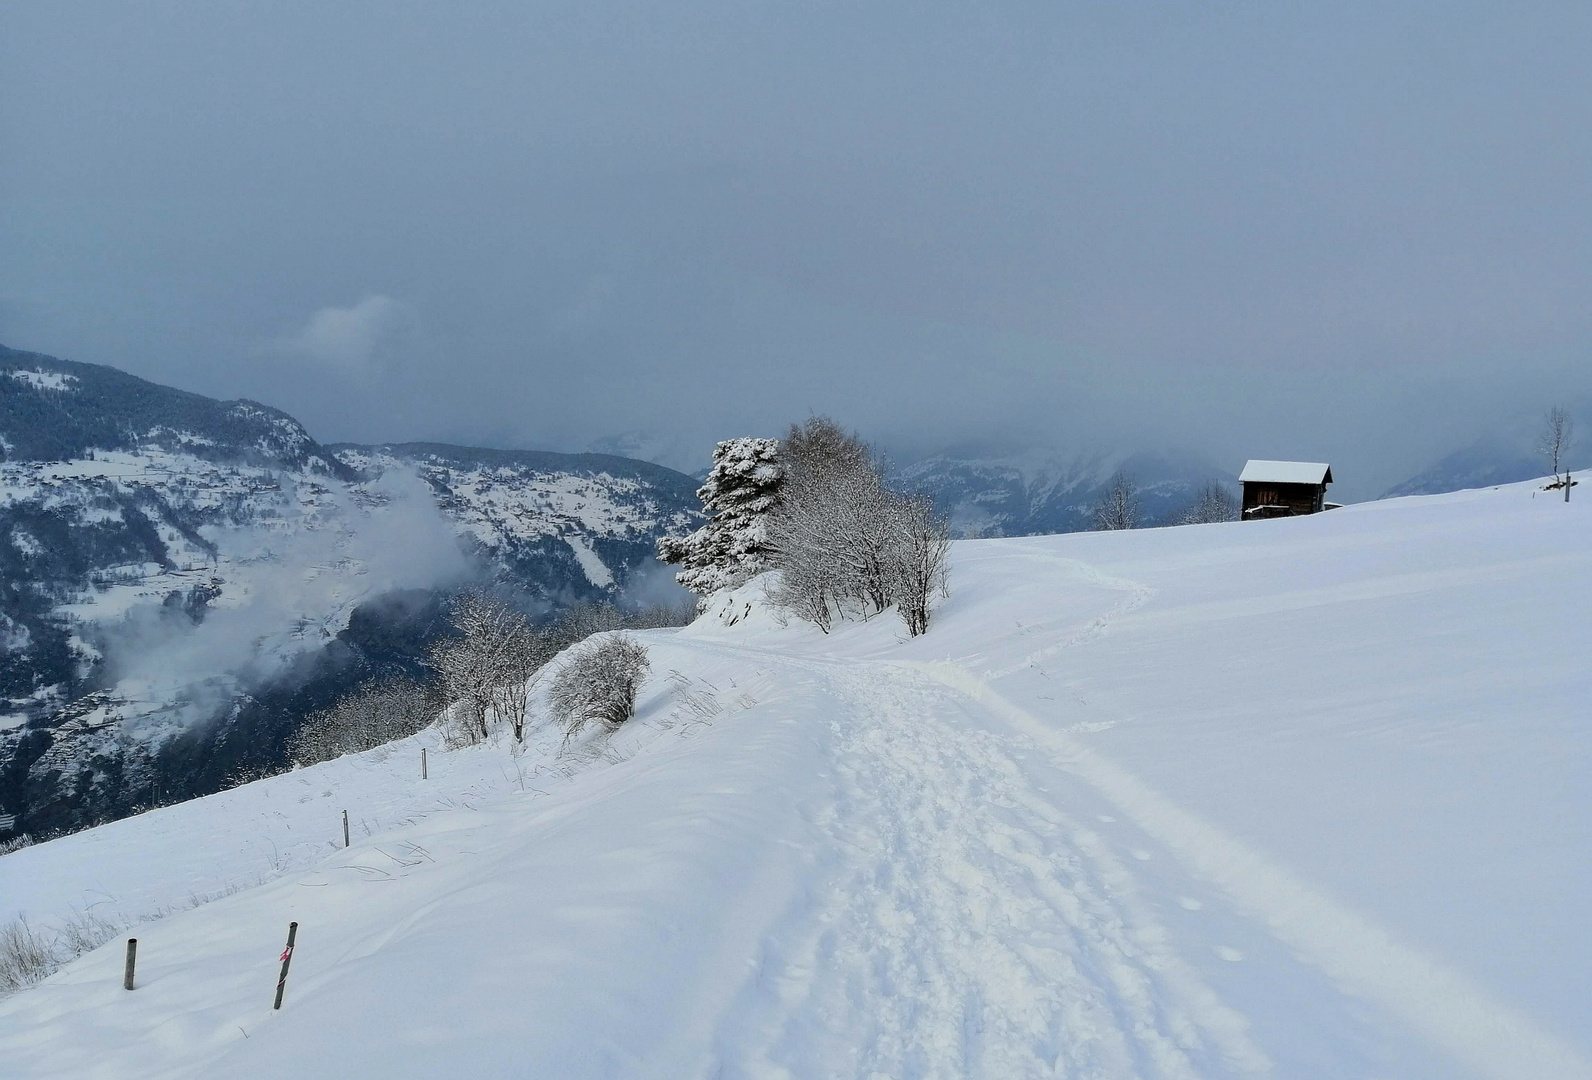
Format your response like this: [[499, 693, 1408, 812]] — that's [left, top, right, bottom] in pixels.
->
[[1239, 460, 1333, 485]]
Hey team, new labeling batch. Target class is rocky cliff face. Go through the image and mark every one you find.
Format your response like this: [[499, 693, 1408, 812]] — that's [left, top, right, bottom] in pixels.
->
[[0, 346, 699, 838]]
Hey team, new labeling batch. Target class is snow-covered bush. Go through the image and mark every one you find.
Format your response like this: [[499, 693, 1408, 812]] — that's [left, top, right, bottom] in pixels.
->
[[658, 437, 782, 600], [425, 598, 690, 748], [290, 676, 442, 766], [765, 417, 950, 637], [548, 635, 651, 737]]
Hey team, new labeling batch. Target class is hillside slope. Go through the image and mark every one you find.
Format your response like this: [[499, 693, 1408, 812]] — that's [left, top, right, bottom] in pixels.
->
[[0, 346, 699, 838], [1, 478, 1587, 1079]]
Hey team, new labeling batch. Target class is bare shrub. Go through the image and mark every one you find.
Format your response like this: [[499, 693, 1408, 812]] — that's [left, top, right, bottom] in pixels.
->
[[1178, 481, 1239, 525], [56, 909, 121, 959], [290, 675, 443, 766], [547, 602, 626, 651], [620, 600, 697, 630], [437, 701, 483, 751], [0, 834, 33, 857], [1092, 472, 1140, 531], [548, 635, 651, 738], [0, 907, 127, 1001], [0, 917, 58, 997]]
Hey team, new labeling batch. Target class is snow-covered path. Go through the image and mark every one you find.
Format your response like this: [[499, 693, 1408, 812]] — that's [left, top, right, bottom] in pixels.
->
[[714, 654, 1267, 1078], [2, 479, 1588, 1078]]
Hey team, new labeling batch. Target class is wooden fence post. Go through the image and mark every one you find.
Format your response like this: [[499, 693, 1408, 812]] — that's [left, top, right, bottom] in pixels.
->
[[123, 938, 137, 991], [421, 748, 427, 779], [342, 809, 349, 848], [273, 922, 298, 1010]]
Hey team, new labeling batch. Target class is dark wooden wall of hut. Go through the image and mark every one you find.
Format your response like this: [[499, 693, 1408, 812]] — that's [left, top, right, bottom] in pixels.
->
[[1241, 481, 1325, 518]]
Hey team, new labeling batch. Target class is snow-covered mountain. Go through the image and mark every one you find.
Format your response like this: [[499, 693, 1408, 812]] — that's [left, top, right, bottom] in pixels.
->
[[1, 479, 1585, 1078], [0, 345, 699, 839], [896, 445, 1235, 536]]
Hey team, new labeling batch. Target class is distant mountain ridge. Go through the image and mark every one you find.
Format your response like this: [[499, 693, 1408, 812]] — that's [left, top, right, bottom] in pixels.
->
[[0, 345, 699, 839], [0, 345, 347, 476], [897, 446, 1236, 536], [1381, 436, 1571, 499]]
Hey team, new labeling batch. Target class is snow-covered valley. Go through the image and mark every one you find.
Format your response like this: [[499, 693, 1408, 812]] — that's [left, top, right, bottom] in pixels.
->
[[0, 347, 700, 837], [1, 478, 1587, 1078]]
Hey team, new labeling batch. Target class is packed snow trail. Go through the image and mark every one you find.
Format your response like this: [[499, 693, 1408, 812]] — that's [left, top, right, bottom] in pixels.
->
[[2, 478, 1589, 1078], [711, 653, 1268, 1078]]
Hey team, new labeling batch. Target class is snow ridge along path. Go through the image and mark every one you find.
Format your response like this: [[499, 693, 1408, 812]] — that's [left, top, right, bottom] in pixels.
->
[[2, 478, 1588, 1078], [921, 662, 1590, 1080]]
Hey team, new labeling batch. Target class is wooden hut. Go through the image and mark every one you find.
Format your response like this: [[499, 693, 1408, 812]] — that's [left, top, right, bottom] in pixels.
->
[[1239, 460, 1333, 519]]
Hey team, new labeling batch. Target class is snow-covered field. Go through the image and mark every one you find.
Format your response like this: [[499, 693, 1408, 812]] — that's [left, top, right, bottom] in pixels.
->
[[1, 479, 1587, 1079]]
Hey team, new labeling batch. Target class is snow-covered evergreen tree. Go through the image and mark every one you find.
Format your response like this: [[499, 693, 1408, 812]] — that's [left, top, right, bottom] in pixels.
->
[[657, 437, 782, 598]]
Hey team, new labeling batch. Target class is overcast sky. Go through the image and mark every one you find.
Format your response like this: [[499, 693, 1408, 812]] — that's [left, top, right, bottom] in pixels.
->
[[3, 3, 1590, 497]]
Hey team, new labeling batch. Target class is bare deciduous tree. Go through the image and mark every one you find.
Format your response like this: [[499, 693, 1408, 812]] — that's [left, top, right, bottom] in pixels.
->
[[765, 417, 951, 637], [765, 419, 879, 631], [547, 634, 651, 738], [426, 592, 543, 744], [1178, 481, 1238, 525], [891, 494, 952, 638], [1092, 472, 1140, 531], [1538, 406, 1576, 485]]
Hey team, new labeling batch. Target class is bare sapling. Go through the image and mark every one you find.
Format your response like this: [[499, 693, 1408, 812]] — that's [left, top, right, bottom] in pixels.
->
[[1538, 406, 1576, 498], [890, 494, 952, 638]]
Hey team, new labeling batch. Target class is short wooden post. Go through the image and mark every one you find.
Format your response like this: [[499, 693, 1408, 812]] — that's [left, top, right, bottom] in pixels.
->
[[342, 809, 349, 848], [273, 922, 298, 1010], [123, 938, 137, 990], [421, 748, 427, 779], [1567, 471, 1573, 503]]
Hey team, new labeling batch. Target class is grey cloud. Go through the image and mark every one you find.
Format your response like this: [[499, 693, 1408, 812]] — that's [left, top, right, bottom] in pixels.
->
[[2, 3, 1590, 501], [272, 295, 403, 372]]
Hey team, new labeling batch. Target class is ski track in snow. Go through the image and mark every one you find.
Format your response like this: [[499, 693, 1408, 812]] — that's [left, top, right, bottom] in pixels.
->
[[922, 661, 1592, 1080]]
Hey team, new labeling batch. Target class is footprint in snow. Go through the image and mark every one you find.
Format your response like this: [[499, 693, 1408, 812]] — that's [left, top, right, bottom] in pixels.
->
[[1214, 946, 1244, 962]]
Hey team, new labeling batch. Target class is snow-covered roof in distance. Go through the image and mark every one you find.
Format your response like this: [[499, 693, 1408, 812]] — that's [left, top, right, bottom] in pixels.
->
[[1239, 460, 1333, 485]]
